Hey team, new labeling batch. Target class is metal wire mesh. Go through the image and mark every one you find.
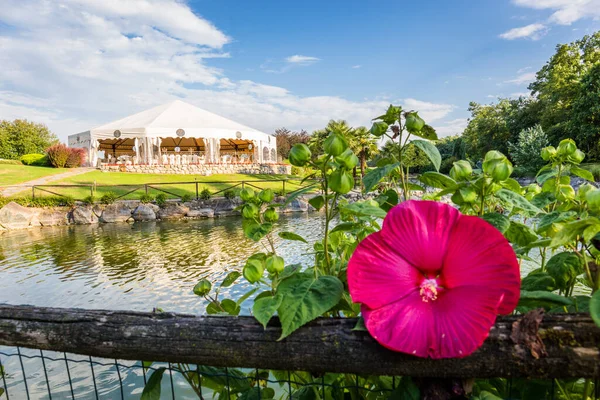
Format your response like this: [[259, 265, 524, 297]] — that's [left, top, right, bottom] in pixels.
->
[[0, 346, 597, 399]]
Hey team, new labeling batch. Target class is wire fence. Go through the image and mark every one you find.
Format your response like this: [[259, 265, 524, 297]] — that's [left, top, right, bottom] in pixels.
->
[[1, 346, 598, 400]]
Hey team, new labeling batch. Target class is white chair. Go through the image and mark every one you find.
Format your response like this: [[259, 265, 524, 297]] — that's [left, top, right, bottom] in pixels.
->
[[162, 154, 168, 165], [169, 154, 175, 165]]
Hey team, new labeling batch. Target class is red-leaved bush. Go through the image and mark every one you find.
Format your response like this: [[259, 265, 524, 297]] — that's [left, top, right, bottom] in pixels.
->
[[65, 147, 86, 168], [46, 144, 86, 168]]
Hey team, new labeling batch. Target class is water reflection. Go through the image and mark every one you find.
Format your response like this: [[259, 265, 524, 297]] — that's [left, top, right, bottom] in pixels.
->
[[0, 214, 322, 313]]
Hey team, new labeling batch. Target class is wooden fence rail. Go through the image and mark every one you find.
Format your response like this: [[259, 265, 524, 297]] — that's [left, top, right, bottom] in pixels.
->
[[0, 304, 599, 379]]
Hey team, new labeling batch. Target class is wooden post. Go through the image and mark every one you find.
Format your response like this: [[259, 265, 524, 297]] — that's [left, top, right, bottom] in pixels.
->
[[0, 304, 598, 379], [32, 186, 35, 199], [145, 184, 148, 195], [282, 179, 286, 195], [195, 182, 199, 200]]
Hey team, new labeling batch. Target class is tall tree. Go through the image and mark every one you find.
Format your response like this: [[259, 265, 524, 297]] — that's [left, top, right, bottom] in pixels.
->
[[571, 62, 600, 158], [309, 120, 356, 156], [0, 119, 58, 159], [274, 128, 310, 159], [353, 126, 379, 178]]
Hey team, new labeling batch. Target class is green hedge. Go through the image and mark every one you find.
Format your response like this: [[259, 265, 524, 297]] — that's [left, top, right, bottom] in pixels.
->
[[20, 153, 49, 166]]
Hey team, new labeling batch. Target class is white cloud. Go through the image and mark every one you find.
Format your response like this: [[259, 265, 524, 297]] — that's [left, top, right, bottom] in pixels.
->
[[0, 0, 455, 142], [434, 119, 469, 138], [504, 72, 537, 84], [351, 65, 362, 69], [512, 0, 600, 25], [517, 66, 532, 73], [510, 92, 532, 97], [285, 55, 320, 65], [499, 23, 548, 40]]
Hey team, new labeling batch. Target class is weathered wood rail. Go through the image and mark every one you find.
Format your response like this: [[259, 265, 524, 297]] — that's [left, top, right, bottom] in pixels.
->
[[0, 304, 599, 379]]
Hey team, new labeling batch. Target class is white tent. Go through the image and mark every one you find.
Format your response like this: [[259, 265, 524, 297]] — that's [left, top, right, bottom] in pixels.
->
[[68, 100, 277, 167]]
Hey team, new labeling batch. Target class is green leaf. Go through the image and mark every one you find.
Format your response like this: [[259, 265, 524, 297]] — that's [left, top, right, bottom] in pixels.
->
[[379, 189, 399, 212], [308, 195, 325, 210], [495, 188, 542, 215], [278, 231, 308, 243], [242, 221, 273, 242], [199, 366, 250, 393], [551, 218, 600, 247], [0, 388, 4, 397], [531, 192, 555, 209], [536, 167, 557, 184], [546, 252, 583, 291], [292, 386, 317, 400], [278, 264, 301, 281], [411, 139, 441, 171], [220, 299, 241, 315], [411, 124, 438, 140], [236, 287, 258, 306], [389, 377, 420, 400], [141, 367, 166, 400], [330, 222, 359, 233], [418, 171, 457, 189], [362, 163, 400, 193], [206, 301, 224, 315], [505, 221, 539, 247], [239, 387, 275, 400], [352, 317, 367, 331], [501, 178, 522, 193], [518, 290, 573, 310], [472, 391, 503, 400], [276, 275, 343, 340], [571, 165, 594, 182], [253, 294, 282, 329], [221, 271, 241, 288], [536, 211, 576, 234], [590, 290, 600, 328], [341, 201, 387, 219], [481, 213, 510, 234], [521, 270, 556, 292]]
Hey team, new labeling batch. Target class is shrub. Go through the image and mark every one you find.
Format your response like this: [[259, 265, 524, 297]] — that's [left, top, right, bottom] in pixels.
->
[[20, 154, 49, 166], [180, 193, 192, 203], [274, 189, 285, 197], [46, 144, 70, 168], [223, 190, 236, 199], [65, 147, 86, 168], [0, 159, 22, 165], [100, 191, 117, 205], [82, 195, 96, 205], [155, 193, 167, 207], [508, 125, 549, 174], [11, 196, 74, 208], [139, 193, 154, 204], [199, 188, 211, 200], [582, 163, 600, 181]]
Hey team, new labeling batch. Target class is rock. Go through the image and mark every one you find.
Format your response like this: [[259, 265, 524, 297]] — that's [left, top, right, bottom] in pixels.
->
[[38, 210, 68, 226], [157, 204, 189, 220], [0, 202, 40, 229], [187, 208, 214, 218], [282, 198, 309, 213], [70, 206, 98, 225], [100, 203, 133, 223], [213, 199, 240, 217], [132, 204, 156, 221], [92, 204, 104, 218]]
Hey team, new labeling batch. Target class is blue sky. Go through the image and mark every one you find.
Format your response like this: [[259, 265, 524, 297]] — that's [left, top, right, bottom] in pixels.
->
[[1, 0, 599, 141]]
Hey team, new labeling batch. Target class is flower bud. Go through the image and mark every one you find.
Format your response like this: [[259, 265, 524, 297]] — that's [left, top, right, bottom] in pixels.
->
[[541, 146, 556, 161], [568, 149, 585, 164], [243, 259, 264, 283], [578, 183, 595, 201], [482, 151, 512, 182], [288, 143, 311, 166], [242, 203, 259, 219], [405, 112, 425, 132], [329, 170, 354, 194], [263, 207, 279, 222], [449, 160, 472, 181], [370, 121, 388, 137], [556, 184, 576, 202], [335, 148, 359, 170], [586, 189, 600, 211], [324, 133, 348, 156], [258, 189, 274, 203], [451, 187, 477, 205], [526, 183, 542, 195], [193, 279, 212, 296], [239, 188, 254, 202], [265, 255, 284, 274], [557, 139, 576, 156]]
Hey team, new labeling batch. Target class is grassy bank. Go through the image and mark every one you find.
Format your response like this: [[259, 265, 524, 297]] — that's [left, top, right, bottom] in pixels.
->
[[13, 170, 310, 200], [0, 164, 68, 186]]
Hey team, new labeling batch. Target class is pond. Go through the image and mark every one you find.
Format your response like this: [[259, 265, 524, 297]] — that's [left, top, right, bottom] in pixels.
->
[[0, 214, 323, 399]]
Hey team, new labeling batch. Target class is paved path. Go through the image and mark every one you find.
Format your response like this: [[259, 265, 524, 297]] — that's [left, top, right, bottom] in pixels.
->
[[0, 168, 95, 197]]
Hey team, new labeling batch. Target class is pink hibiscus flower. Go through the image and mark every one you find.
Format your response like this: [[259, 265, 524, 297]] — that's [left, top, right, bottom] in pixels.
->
[[347, 200, 520, 359]]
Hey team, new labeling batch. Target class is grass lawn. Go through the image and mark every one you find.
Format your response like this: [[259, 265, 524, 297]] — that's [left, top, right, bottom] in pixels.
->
[[31, 170, 312, 200], [0, 164, 68, 186]]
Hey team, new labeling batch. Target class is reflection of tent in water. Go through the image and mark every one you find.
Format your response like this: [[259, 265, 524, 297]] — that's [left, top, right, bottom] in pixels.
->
[[68, 100, 278, 167]]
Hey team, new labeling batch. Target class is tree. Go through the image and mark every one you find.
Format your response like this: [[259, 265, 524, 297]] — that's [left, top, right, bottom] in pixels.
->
[[570, 62, 600, 159], [379, 140, 430, 170], [309, 120, 356, 156], [0, 119, 59, 159], [274, 128, 310, 160], [529, 32, 600, 145], [508, 125, 549, 173], [353, 126, 379, 178]]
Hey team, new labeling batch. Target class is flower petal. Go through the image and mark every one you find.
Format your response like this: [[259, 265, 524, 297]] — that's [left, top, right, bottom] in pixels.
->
[[441, 215, 521, 314], [381, 200, 460, 273], [361, 291, 435, 358], [430, 286, 502, 358], [348, 231, 421, 310]]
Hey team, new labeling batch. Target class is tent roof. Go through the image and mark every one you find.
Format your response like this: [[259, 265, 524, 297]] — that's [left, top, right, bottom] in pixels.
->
[[75, 100, 273, 144]]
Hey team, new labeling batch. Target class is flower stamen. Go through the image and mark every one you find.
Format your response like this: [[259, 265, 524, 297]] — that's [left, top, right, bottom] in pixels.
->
[[419, 278, 439, 302]]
